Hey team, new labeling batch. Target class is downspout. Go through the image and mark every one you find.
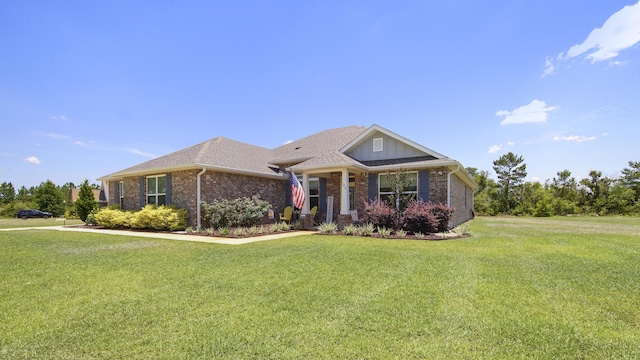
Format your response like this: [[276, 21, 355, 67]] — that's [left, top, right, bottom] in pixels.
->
[[447, 165, 461, 207], [196, 167, 207, 230]]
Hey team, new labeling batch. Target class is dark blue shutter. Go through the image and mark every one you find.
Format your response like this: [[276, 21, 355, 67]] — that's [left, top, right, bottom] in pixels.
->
[[285, 178, 291, 207], [139, 177, 145, 208], [113, 182, 119, 207], [368, 173, 378, 202], [165, 173, 172, 204], [319, 178, 327, 213], [418, 170, 429, 202]]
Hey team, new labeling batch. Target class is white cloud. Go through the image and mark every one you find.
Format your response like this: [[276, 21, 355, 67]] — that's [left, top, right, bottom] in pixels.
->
[[25, 156, 41, 164], [51, 115, 69, 122], [496, 99, 556, 125], [43, 132, 71, 139], [506, 141, 515, 146], [542, 56, 555, 77], [74, 141, 88, 147], [488, 145, 502, 154], [283, 140, 294, 145], [553, 135, 597, 142], [544, 1, 640, 75], [124, 148, 157, 158]]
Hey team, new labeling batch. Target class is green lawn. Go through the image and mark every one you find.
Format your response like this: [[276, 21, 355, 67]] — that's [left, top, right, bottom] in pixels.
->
[[0, 217, 84, 229], [1, 217, 639, 359]]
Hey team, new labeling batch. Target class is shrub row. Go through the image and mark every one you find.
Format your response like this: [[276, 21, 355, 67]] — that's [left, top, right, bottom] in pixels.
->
[[94, 205, 188, 231], [201, 195, 272, 229], [362, 200, 454, 234]]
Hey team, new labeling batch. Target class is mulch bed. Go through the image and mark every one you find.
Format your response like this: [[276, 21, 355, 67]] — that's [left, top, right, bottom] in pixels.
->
[[67, 224, 470, 240]]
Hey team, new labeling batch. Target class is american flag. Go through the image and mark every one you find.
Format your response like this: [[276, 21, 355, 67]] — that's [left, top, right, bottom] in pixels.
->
[[290, 172, 306, 209]]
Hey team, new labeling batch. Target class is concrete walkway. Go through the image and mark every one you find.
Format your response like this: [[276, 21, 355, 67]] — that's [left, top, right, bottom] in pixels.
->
[[1, 225, 313, 245]]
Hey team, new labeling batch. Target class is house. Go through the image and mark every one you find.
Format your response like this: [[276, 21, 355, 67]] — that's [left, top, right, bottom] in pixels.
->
[[98, 124, 477, 229], [70, 188, 108, 208]]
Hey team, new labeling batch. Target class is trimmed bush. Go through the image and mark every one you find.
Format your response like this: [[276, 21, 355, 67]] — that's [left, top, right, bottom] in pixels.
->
[[94, 205, 187, 231], [201, 195, 272, 229], [396, 201, 454, 234], [361, 200, 397, 229]]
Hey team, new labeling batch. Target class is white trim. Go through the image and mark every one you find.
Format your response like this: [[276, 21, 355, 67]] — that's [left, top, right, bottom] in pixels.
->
[[340, 124, 448, 159], [145, 174, 167, 206]]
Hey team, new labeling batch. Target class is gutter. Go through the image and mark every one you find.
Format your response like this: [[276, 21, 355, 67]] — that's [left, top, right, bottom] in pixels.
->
[[196, 167, 207, 230], [447, 164, 461, 207]]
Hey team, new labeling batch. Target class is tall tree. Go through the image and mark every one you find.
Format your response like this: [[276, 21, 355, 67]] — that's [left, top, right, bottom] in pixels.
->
[[620, 161, 640, 202], [33, 180, 65, 216], [76, 180, 97, 222], [16, 186, 31, 202], [579, 170, 610, 214], [0, 181, 15, 204], [493, 152, 527, 214]]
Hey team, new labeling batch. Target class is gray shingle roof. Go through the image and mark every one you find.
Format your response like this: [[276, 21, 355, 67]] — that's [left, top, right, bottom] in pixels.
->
[[103, 136, 277, 178], [269, 126, 367, 165]]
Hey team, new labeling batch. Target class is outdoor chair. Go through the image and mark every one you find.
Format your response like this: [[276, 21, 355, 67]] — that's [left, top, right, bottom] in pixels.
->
[[310, 206, 318, 225], [279, 206, 293, 223]]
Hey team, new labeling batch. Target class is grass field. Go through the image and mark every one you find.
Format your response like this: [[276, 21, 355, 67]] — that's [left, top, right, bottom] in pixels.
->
[[1, 216, 639, 358], [0, 217, 84, 229]]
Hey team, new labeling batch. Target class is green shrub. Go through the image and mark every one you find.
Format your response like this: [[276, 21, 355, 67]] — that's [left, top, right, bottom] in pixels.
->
[[219, 227, 231, 236], [85, 212, 97, 226], [233, 227, 247, 237], [201, 196, 272, 229], [359, 223, 374, 237], [377, 226, 392, 238], [342, 224, 358, 236], [317, 222, 338, 234], [94, 205, 187, 231]]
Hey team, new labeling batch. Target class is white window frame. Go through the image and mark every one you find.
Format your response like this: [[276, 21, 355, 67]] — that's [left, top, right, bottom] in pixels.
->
[[119, 181, 124, 208], [307, 176, 319, 209], [146, 174, 167, 206], [378, 171, 418, 203]]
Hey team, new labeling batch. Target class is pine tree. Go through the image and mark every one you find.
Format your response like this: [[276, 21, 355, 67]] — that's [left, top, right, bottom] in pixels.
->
[[493, 152, 527, 214], [76, 180, 98, 222]]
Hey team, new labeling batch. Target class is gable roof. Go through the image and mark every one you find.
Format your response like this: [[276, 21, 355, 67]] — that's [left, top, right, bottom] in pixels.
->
[[340, 124, 448, 159]]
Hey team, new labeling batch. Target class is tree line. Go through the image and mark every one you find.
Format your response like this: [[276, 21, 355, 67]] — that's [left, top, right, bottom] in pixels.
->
[[0, 180, 100, 220], [469, 152, 640, 216]]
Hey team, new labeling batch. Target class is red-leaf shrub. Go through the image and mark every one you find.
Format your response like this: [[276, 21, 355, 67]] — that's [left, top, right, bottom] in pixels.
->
[[362, 200, 397, 229], [396, 200, 438, 234], [430, 202, 455, 232], [396, 201, 455, 234]]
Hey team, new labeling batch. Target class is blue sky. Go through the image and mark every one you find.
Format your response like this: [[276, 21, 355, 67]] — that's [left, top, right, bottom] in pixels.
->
[[1, 1, 639, 189]]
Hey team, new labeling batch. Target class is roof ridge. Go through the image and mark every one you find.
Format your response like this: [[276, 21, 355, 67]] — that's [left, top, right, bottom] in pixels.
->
[[194, 137, 215, 163]]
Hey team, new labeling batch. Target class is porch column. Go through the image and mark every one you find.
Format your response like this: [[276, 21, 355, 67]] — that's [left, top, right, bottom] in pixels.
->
[[302, 172, 310, 214], [340, 169, 349, 215]]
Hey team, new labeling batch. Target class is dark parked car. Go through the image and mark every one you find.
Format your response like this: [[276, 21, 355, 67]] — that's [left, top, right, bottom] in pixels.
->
[[16, 209, 53, 219]]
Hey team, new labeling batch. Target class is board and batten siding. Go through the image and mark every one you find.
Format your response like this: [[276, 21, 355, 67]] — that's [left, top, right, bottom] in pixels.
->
[[345, 132, 426, 161]]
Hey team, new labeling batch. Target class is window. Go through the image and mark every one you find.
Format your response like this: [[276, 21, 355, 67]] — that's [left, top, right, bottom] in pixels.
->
[[308, 177, 319, 209], [378, 172, 418, 205], [146, 175, 166, 206], [119, 181, 124, 208], [373, 137, 383, 152]]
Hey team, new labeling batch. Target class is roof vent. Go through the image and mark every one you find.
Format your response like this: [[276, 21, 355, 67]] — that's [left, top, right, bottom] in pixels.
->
[[295, 146, 301, 150], [373, 137, 383, 152]]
